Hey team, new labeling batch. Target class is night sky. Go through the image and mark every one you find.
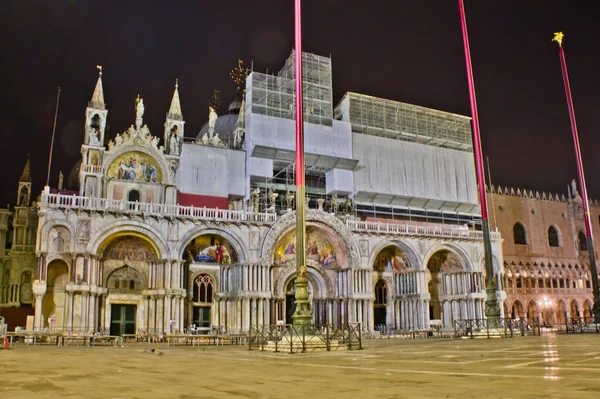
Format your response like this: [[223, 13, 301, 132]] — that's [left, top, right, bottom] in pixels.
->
[[1, 0, 599, 208]]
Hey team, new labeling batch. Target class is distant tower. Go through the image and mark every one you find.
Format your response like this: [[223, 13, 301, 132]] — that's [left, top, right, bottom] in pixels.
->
[[164, 79, 184, 156], [17, 155, 32, 207], [13, 156, 37, 252], [80, 67, 108, 197], [84, 66, 108, 147]]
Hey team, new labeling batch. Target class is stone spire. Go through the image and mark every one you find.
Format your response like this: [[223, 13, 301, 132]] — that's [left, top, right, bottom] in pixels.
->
[[90, 66, 105, 110], [168, 79, 183, 120], [20, 154, 32, 182]]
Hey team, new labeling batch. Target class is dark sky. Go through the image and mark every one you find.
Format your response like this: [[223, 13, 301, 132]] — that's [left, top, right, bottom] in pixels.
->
[[1, 0, 599, 207]]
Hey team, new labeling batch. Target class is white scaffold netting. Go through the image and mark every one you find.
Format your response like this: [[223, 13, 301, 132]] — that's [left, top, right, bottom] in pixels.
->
[[352, 133, 478, 205], [178, 144, 246, 197]]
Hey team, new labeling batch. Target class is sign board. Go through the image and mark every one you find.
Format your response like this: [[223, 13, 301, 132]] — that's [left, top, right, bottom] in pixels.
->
[[169, 320, 177, 325], [48, 317, 56, 323], [276, 320, 285, 325]]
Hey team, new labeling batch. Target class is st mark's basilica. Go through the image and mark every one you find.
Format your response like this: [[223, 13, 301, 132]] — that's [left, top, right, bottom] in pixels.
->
[[1, 51, 597, 335]]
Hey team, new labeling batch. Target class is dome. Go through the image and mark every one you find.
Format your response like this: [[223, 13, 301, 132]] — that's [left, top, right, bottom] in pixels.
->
[[228, 88, 243, 114], [196, 114, 239, 145], [67, 159, 81, 191]]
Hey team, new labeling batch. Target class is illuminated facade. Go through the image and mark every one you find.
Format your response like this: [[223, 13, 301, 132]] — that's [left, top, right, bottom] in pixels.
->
[[490, 184, 599, 324], [5, 52, 511, 334]]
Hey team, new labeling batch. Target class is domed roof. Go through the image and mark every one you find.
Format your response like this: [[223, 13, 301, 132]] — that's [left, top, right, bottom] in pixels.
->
[[196, 113, 239, 144], [67, 159, 81, 191]]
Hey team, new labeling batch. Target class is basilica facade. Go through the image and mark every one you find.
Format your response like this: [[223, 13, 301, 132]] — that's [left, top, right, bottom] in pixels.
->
[[4, 51, 596, 337], [15, 51, 507, 335]]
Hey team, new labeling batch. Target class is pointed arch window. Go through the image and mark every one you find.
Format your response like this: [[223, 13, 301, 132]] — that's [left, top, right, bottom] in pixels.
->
[[513, 222, 527, 245], [193, 274, 215, 304], [578, 231, 588, 251], [374, 280, 388, 305], [548, 226, 560, 247]]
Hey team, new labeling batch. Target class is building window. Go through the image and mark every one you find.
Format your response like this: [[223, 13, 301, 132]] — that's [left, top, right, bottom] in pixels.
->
[[513, 222, 527, 245], [548, 226, 560, 247], [128, 190, 140, 202], [374, 280, 388, 305], [193, 274, 214, 304], [579, 231, 588, 251]]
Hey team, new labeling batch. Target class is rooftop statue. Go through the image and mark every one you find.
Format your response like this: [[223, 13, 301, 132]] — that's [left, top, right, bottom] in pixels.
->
[[208, 106, 217, 138], [136, 97, 145, 120]]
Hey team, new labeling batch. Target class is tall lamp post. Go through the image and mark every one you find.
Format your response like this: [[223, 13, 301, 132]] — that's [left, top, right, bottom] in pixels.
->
[[457, 0, 500, 322], [553, 32, 600, 321], [291, 0, 312, 326]]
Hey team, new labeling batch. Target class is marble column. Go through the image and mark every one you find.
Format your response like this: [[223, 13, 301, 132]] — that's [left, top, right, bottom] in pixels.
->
[[34, 294, 44, 330]]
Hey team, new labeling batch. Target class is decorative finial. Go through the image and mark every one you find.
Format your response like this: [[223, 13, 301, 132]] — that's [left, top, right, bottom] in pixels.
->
[[96, 65, 102, 76], [230, 59, 246, 89], [553, 32, 564, 47], [175, 78, 179, 88]]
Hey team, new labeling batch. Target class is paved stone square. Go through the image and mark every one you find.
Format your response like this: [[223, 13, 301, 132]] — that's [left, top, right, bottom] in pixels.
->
[[1, 334, 600, 398]]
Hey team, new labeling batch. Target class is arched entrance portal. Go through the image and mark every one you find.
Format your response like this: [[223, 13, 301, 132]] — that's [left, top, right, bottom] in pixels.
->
[[99, 234, 157, 336], [426, 249, 477, 328], [372, 244, 414, 330], [42, 260, 69, 329]]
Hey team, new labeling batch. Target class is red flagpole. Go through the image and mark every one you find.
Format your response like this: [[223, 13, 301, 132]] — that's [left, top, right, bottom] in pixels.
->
[[554, 33, 600, 320], [292, 0, 312, 325], [458, 0, 500, 321]]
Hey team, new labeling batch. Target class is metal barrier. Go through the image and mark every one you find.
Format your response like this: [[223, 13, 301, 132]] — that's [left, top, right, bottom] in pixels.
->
[[248, 323, 362, 353], [565, 317, 599, 333], [454, 318, 541, 338]]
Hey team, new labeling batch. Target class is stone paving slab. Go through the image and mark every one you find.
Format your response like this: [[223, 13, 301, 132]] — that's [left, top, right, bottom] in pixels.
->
[[1, 334, 599, 398]]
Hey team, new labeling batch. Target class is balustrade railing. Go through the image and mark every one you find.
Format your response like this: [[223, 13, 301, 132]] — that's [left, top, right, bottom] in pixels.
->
[[346, 219, 500, 240], [40, 192, 277, 223], [80, 164, 104, 174]]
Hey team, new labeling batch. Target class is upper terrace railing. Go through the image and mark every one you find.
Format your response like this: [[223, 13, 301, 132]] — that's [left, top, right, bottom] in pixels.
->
[[40, 193, 277, 223], [40, 193, 496, 240], [345, 219, 501, 241]]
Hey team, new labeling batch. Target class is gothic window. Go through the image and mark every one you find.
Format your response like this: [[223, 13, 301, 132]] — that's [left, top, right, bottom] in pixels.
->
[[374, 280, 388, 305], [193, 274, 214, 304], [513, 222, 527, 245], [578, 231, 588, 251], [548, 226, 560, 247], [128, 189, 140, 202]]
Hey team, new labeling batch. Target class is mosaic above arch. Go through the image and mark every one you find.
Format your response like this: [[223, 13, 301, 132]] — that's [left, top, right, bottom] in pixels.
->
[[185, 234, 239, 264], [107, 151, 162, 183], [274, 226, 341, 268], [427, 250, 463, 273], [373, 246, 412, 272], [102, 236, 158, 261]]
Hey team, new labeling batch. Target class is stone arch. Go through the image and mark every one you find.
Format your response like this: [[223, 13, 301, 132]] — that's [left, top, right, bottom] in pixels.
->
[[261, 210, 360, 269], [367, 239, 420, 272], [570, 299, 580, 318], [422, 243, 473, 272], [556, 299, 568, 325], [583, 299, 593, 318], [38, 220, 77, 253], [106, 265, 145, 290], [274, 264, 332, 299], [526, 300, 537, 319], [511, 299, 525, 318], [87, 221, 168, 259], [178, 227, 248, 264]]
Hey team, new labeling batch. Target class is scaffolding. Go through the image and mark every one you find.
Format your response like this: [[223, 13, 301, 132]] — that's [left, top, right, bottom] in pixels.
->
[[247, 51, 333, 126], [334, 92, 473, 152]]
